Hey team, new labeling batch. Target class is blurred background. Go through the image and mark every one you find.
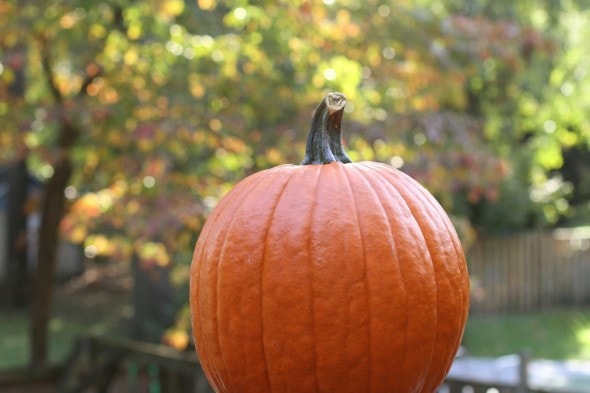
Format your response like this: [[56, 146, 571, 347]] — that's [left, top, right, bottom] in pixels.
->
[[1, 0, 590, 391]]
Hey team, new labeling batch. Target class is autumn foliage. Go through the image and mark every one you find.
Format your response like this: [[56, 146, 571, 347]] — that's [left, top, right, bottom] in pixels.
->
[[1, 0, 588, 360]]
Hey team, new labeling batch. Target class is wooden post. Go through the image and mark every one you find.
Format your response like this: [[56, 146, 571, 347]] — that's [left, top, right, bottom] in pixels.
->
[[131, 252, 174, 342], [517, 349, 531, 393]]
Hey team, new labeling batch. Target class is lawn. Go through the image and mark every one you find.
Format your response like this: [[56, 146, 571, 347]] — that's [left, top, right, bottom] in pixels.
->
[[0, 309, 130, 369], [0, 265, 132, 369], [2, 274, 590, 370], [463, 308, 590, 360]]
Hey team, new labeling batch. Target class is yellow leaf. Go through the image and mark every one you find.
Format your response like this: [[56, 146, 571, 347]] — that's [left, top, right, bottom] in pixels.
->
[[163, 329, 190, 350], [160, 0, 185, 17], [190, 82, 205, 98], [127, 23, 142, 40], [60, 13, 77, 29], [197, 0, 216, 11], [70, 226, 87, 244], [137, 242, 171, 267]]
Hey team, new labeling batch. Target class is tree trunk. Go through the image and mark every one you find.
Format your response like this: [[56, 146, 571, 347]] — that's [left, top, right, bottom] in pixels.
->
[[3, 44, 29, 309], [30, 153, 72, 367], [4, 159, 30, 308], [30, 29, 101, 368]]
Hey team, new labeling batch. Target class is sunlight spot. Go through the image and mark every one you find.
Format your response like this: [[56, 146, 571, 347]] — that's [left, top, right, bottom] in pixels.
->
[[374, 108, 388, 121], [40, 164, 54, 179], [195, 35, 214, 47], [382, 46, 396, 60], [430, 1, 444, 15], [560, 82, 574, 97], [531, 7, 548, 28], [85, 245, 98, 258], [203, 196, 217, 210], [386, 87, 403, 99], [211, 50, 224, 62], [361, 66, 371, 79], [378, 5, 390, 17], [143, 176, 156, 188], [390, 156, 404, 169], [35, 108, 48, 120], [73, 8, 86, 20], [543, 119, 557, 133], [183, 47, 195, 59], [414, 132, 427, 146], [215, 148, 227, 158], [170, 24, 182, 36], [233, 7, 247, 20], [64, 186, 78, 200], [323, 68, 336, 81], [209, 118, 222, 131], [31, 120, 44, 132], [529, 177, 565, 203], [555, 198, 569, 213], [166, 41, 183, 56]]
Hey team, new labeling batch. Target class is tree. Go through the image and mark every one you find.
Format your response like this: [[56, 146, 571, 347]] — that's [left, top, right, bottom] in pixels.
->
[[1, 0, 584, 363], [442, 0, 590, 232]]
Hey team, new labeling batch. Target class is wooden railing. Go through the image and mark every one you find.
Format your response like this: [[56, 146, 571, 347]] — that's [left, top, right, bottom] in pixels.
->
[[58, 335, 213, 393], [439, 351, 548, 393], [441, 379, 520, 393], [439, 379, 547, 393], [57, 337, 552, 393]]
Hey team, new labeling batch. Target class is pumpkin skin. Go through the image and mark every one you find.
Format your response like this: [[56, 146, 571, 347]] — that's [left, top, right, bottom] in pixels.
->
[[190, 94, 469, 393]]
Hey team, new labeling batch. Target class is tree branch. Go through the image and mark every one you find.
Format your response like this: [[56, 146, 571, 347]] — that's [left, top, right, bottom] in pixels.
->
[[39, 40, 63, 104], [77, 64, 103, 98]]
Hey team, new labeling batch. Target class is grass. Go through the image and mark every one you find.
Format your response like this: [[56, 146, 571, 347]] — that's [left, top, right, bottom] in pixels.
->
[[0, 310, 118, 368], [0, 265, 132, 369], [0, 307, 131, 370], [0, 310, 31, 368], [463, 308, 590, 360], [2, 267, 590, 370]]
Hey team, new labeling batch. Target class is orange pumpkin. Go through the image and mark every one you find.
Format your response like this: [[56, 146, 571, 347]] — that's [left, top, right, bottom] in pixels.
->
[[190, 93, 469, 393]]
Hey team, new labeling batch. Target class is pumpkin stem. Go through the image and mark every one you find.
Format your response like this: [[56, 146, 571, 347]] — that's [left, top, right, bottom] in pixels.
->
[[302, 92, 352, 165]]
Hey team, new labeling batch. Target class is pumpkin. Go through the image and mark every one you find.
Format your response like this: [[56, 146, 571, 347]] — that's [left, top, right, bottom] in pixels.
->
[[190, 93, 469, 393]]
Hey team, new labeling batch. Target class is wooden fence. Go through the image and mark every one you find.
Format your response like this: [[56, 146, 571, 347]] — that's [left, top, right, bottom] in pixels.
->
[[467, 227, 590, 315]]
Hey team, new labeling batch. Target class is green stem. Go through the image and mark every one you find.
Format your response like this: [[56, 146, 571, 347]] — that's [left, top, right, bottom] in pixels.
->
[[302, 92, 352, 165]]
